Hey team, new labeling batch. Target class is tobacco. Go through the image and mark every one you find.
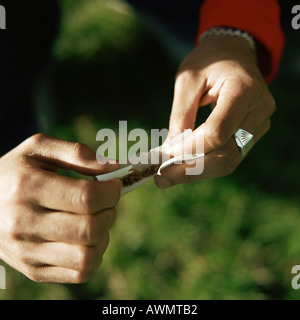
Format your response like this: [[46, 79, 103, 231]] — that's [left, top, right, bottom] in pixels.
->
[[121, 165, 160, 187]]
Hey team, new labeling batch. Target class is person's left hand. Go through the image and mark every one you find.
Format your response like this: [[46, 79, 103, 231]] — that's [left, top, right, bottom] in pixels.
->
[[154, 36, 276, 189]]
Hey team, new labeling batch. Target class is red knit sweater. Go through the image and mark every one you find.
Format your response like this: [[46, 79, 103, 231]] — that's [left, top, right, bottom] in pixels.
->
[[197, 0, 285, 84]]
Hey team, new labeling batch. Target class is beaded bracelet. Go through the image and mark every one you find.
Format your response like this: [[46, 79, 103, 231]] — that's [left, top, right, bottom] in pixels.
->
[[199, 27, 256, 54]]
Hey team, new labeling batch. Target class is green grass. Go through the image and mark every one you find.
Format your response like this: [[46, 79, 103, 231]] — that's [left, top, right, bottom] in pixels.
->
[[1, 0, 300, 300]]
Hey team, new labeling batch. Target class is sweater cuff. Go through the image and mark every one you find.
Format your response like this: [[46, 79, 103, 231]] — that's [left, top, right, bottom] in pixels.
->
[[196, 0, 285, 84]]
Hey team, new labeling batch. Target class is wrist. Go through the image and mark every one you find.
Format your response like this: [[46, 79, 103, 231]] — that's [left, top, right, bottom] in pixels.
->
[[200, 28, 256, 52], [196, 34, 257, 67], [199, 27, 257, 62]]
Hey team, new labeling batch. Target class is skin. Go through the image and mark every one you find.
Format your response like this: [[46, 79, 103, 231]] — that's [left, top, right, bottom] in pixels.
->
[[0, 134, 122, 283], [155, 36, 276, 188], [0, 36, 276, 284]]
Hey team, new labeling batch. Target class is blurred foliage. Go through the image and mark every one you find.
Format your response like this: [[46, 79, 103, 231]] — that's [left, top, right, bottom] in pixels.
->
[[53, 0, 140, 60], [1, 0, 300, 300]]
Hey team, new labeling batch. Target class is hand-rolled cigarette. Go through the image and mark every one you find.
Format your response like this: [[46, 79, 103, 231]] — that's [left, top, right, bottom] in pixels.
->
[[95, 131, 205, 196]]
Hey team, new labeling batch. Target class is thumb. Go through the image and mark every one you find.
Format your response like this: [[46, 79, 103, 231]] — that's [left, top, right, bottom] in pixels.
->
[[22, 133, 119, 176]]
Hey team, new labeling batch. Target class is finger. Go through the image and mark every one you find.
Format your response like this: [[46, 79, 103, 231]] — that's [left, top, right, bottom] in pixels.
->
[[24, 234, 109, 272], [22, 133, 119, 176], [234, 88, 275, 136], [20, 208, 116, 245], [202, 80, 259, 151], [24, 265, 95, 284], [156, 115, 271, 187], [29, 169, 122, 213], [167, 78, 267, 158], [155, 141, 238, 186], [168, 71, 206, 138]]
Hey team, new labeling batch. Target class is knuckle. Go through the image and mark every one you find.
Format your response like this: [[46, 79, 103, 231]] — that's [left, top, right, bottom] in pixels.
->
[[8, 173, 29, 200], [249, 76, 263, 93], [236, 73, 265, 102], [77, 209, 116, 245], [175, 69, 199, 91], [206, 125, 228, 149], [5, 212, 23, 240], [242, 73, 263, 93], [27, 133, 47, 147], [76, 246, 95, 272], [176, 69, 191, 83], [19, 254, 31, 266], [101, 208, 117, 231], [78, 181, 98, 214], [78, 215, 98, 245], [15, 245, 31, 265], [72, 270, 93, 284], [72, 142, 89, 160], [23, 266, 42, 283]]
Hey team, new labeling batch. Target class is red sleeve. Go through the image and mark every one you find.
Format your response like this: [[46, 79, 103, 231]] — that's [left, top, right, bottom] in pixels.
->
[[196, 0, 285, 84]]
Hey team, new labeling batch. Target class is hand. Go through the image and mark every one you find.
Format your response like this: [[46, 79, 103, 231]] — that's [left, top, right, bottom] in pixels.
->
[[155, 36, 276, 188], [0, 134, 122, 283]]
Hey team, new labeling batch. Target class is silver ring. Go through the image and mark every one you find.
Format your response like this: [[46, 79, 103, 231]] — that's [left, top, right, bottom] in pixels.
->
[[234, 128, 254, 156]]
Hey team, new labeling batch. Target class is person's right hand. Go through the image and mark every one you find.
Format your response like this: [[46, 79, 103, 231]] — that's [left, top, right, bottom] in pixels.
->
[[0, 134, 122, 283]]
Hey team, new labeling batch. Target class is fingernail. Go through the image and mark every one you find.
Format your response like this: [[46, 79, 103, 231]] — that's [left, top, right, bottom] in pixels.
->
[[156, 176, 172, 189]]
